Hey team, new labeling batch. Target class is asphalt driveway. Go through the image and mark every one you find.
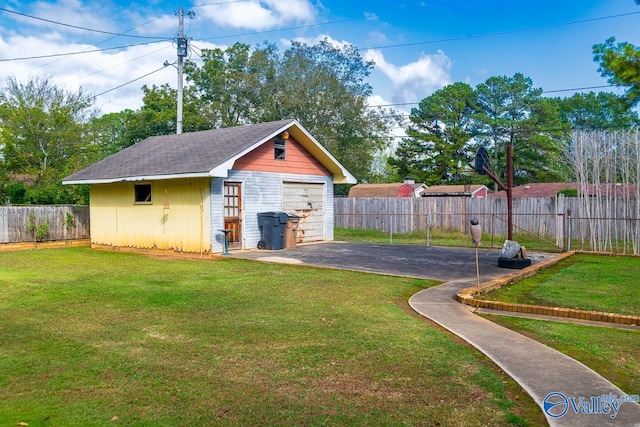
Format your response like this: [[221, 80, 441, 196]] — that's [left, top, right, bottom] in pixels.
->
[[232, 242, 556, 282]]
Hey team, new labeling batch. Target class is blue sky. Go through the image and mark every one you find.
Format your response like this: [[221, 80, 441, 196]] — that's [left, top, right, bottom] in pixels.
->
[[1, 0, 638, 115]]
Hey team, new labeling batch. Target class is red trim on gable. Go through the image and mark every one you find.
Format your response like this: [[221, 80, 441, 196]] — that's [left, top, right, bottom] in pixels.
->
[[232, 137, 331, 176]]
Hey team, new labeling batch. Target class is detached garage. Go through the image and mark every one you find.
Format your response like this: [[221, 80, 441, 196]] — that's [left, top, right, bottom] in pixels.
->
[[63, 119, 355, 254]]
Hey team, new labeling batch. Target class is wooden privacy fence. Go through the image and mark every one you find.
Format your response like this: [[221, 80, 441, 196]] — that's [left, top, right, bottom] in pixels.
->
[[335, 196, 640, 254], [0, 206, 90, 243], [335, 196, 562, 236]]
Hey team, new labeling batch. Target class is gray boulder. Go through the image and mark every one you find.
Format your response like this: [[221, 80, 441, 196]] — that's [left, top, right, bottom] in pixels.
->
[[498, 240, 521, 258]]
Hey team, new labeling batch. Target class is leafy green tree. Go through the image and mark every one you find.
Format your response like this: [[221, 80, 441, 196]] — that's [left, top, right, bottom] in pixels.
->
[[389, 82, 480, 184], [126, 84, 212, 144], [475, 73, 570, 185], [516, 97, 571, 183], [126, 84, 180, 141], [558, 92, 640, 130], [476, 74, 541, 152], [0, 76, 94, 204], [593, 37, 640, 107], [276, 40, 392, 182], [6, 182, 28, 204], [87, 110, 137, 158], [181, 39, 393, 182], [475, 75, 514, 169], [185, 42, 279, 127]]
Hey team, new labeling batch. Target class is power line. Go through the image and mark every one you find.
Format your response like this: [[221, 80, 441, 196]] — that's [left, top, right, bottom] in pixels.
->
[[24, 9, 178, 76], [1, 5, 632, 74], [0, 40, 168, 62], [543, 85, 615, 94], [80, 45, 172, 80], [1, 3, 630, 118], [197, 17, 368, 42], [368, 102, 418, 108], [0, 7, 170, 40], [93, 66, 169, 98], [192, 0, 253, 6], [365, 85, 619, 109], [364, 11, 640, 50]]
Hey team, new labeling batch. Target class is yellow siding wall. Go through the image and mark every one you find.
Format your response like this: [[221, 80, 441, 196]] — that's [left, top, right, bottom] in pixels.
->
[[90, 179, 211, 253]]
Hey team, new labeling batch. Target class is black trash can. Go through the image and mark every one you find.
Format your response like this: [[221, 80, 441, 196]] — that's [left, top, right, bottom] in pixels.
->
[[257, 212, 288, 250]]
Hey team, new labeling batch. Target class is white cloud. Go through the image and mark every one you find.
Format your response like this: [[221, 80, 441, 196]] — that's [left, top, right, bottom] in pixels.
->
[[0, 0, 449, 119], [133, 14, 178, 37], [365, 49, 452, 104], [363, 12, 379, 21], [283, 34, 354, 49], [22, 0, 118, 34], [195, 0, 316, 30], [367, 94, 389, 108], [367, 30, 389, 45], [0, 28, 226, 115]]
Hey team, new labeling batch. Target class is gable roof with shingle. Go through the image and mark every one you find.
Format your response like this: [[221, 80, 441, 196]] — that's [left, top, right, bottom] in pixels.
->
[[348, 183, 403, 197], [348, 182, 427, 197], [63, 119, 355, 184], [488, 183, 577, 198], [489, 182, 639, 198], [421, 184, 487, 196]]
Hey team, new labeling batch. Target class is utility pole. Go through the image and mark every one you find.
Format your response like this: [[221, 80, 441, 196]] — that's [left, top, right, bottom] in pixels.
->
[[175, 8, 194, 134]]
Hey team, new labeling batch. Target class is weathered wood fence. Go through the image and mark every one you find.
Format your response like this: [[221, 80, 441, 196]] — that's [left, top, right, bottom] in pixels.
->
[[335, 196, 640, 254], [0, 206, 90, 243]]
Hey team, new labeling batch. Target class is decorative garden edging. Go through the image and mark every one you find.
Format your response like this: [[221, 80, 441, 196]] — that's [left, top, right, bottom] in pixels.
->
[[456, 251, 640, 327]]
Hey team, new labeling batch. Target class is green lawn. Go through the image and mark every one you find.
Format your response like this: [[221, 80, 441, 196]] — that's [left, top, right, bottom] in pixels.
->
[[483, 315, 640, 395], [479, 253, 640, 395], [0, 248, 544, 426], [481, 254, 640, 315]]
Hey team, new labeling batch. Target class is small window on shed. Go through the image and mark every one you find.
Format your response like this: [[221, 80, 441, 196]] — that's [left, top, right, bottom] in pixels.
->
[[274, 137, 286, 160], [134, 184, 152, 204]]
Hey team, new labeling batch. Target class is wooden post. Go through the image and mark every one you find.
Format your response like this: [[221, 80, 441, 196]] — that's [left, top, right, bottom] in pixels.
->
[[507, 144, 513, 241]]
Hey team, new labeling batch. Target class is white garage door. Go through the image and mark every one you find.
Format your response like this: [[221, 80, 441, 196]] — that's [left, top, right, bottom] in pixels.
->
[[283, 182, 325, 243]]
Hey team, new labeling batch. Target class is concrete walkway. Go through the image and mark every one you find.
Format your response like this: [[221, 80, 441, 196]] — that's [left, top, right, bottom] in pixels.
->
[[409, 279, 640, 427]]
